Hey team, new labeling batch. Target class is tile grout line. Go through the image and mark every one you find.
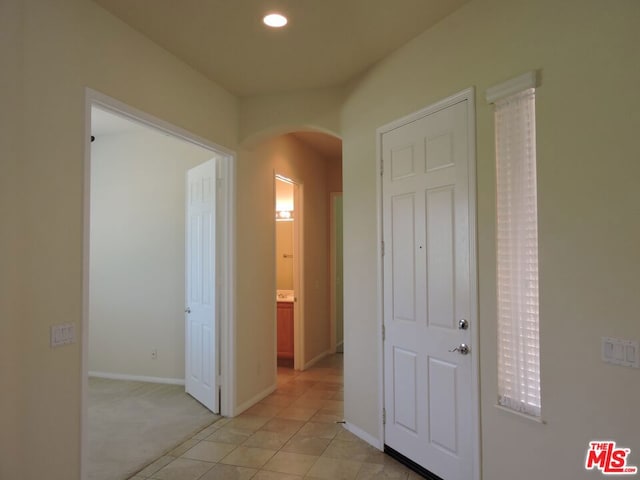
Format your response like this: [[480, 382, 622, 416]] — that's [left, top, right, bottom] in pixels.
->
[[129, 355, 416, 480]]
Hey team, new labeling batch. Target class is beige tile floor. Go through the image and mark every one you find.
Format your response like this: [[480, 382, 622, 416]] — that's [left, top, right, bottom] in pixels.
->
[[129, 354, 421, 480]]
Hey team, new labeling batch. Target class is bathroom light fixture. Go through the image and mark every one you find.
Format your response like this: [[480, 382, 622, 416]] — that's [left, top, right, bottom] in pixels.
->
[[276, 210, 294, 221], [263, 13, 288, 28]]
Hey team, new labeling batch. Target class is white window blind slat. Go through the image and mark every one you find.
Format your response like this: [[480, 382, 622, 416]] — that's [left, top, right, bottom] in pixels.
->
[[494, 87, 542, 418]]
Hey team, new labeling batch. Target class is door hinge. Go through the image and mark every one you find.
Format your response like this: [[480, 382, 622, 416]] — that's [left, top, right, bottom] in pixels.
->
[[383, 408, 386, 425], [380, 161, 384, 177], [381, 240, 385, 257], [382, 324, 386, 341]]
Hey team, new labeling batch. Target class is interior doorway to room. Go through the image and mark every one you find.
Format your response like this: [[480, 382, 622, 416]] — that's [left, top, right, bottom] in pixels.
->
[[275, 174, 300, 369], [263, 131, 342, 373], [82, 92, 234, 480]]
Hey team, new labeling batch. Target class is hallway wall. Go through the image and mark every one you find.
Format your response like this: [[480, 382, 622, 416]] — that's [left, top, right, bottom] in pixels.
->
[[10, 0, 238, 477], [341, 0, 640, 478], [276, 221, 294, 290], [239, 87, 344, 145], [235, 134, 337, 408], [5, 0, 639, 479], [0, 0, 25, 477]]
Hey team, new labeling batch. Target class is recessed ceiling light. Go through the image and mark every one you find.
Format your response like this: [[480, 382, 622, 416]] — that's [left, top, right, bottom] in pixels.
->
[[263, 13, 288, 28]]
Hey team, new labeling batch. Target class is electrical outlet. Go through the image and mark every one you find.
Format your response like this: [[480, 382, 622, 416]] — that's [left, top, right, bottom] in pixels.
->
[[151, 349, 158, 360]]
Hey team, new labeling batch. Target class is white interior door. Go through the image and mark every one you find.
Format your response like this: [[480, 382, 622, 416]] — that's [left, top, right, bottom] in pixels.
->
[[382, 96, 477, 480], [186, 159, 219, 413]]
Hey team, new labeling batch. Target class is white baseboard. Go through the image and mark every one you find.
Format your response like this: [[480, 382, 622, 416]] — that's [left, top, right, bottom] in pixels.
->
[[88, 371, 185, 386], [344, 421, 383, 450], [304, 350, 331, 370], [232, 383, 277, 417]]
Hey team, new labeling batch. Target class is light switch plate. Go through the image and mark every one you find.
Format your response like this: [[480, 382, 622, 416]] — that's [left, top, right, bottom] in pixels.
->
[[51, 323, 76, 348], [602, 337, 639, 368]]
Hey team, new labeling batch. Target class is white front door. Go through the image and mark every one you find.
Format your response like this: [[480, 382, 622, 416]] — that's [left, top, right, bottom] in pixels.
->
[[382, 93, 477, 480], [185, 159, 218, 413]]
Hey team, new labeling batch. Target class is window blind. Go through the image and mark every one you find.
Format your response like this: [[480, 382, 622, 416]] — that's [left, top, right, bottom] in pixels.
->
[[494, 87, 541, 418]]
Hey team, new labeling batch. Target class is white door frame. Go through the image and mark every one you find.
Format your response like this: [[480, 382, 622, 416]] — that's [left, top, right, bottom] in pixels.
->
[[81, 88, 236, 479], [376, 88, 480, 479]]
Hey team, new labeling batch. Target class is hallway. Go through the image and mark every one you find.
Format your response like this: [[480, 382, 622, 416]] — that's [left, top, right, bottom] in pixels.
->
[[128, 354, 419, 479]]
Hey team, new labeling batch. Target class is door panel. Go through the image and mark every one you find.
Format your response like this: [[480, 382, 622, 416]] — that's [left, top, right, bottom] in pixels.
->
[[393, 347, 418, 433], [391, 145, 418, 180], [391, 194, 417, 322], [426, 187, 455, 329], [428, 357, 458, 454], [383, 98, 476, 480], [185, 159, 218, 413]]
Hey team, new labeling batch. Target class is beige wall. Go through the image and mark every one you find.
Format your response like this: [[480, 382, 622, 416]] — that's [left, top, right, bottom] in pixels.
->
[[89, 129, 212, 380], [6, 0, 640, 478], [276, 221, 294, 290], [341, 0, 640, 478], [275, 179, 295, 290], [10, 0, 237, 478], [235, 134, 334, 406], [0, 0, 25, 477], [239, 87, 344, 145]]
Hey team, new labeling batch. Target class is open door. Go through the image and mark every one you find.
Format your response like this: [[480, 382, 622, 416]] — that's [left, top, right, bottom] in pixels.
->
[[185, 159, 219, 413]]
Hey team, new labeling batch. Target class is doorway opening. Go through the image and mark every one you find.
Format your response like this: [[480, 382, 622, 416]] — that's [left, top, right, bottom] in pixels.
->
[[275, 174, 303, 370], [82, 90, 235, 479], [254, 131, 342, 377]]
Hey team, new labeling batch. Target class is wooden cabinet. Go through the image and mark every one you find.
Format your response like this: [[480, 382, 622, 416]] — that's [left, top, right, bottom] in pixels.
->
[[277, 301, 294, 366]]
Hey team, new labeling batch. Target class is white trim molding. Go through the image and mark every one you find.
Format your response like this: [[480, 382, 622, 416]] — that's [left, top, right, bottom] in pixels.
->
[[486, 70, 539, 104], [233, 384, 277, 416], [88, 371, 185, 386], [343, 422, 383, 450], [304, 350, 331, 370]]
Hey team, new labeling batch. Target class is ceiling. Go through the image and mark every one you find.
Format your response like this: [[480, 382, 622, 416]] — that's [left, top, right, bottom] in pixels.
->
[[93, 0, 469, 96], [91, 107, 149, 136]]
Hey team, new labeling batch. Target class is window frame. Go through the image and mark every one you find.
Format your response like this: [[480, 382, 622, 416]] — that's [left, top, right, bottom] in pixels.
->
[[487, 72, 543, 421]]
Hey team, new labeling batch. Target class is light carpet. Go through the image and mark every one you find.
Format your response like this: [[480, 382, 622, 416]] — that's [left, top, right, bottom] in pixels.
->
[[87, 377, 219, 480]]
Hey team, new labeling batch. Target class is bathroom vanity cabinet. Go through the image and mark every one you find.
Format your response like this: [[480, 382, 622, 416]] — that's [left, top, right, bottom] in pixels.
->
[[277, 301, 294, 366]]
